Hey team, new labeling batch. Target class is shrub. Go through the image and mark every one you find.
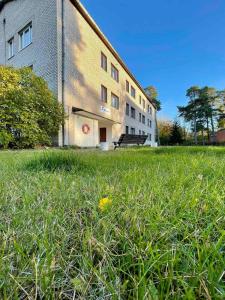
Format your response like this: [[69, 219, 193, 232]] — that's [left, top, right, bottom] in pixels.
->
[[0, 66, 65, 148]]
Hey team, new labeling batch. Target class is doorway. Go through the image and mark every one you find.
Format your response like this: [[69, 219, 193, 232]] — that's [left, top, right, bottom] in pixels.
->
[[100, 128, 107, 142]]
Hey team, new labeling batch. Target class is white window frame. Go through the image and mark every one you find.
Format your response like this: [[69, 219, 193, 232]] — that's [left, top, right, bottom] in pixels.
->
[[8, 38, 14, 59], [111, 93, 119, 110], [111, 64, 119, 82], [19, 23, 32, 50], [101, 85, 107, 103]]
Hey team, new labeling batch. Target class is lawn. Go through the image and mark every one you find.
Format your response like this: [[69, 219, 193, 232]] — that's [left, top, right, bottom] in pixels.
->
[[0, 147, 225, 299]]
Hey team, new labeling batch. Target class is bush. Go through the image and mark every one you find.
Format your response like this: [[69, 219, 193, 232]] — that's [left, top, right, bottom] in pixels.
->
[[0, 66, 65, 148]]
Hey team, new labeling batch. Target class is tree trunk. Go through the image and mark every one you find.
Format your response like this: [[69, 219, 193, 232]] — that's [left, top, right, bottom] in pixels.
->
[[206, 117, 210, 143], [202, 129, 205, 145], [210, 114, 215, 144], [194, 114, 197, 145]]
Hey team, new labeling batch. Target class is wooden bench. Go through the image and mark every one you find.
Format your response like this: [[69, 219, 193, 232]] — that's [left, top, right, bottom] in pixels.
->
[[113, 134, 148, 150]]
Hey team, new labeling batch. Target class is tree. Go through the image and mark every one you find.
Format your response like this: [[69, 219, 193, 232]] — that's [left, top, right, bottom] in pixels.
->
[[169, 121, 183, 145], [178, 85, 225, 145], [0, 66, 65, 149], [158, 120, 173, 145]]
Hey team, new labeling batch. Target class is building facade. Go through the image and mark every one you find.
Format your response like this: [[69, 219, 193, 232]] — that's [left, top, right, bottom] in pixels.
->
[[0, 0, 157, 148]]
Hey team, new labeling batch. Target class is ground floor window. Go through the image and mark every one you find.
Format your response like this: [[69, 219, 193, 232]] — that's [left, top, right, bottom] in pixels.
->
[[131, 127, 135, 135], [148, 133, 152, 141], [139, 130, 141, 135], [126, 126, 129, 134]]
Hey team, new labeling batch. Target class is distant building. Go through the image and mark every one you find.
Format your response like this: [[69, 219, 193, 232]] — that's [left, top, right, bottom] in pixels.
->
[[215, 129, 225, 143], [0, 0, 157, 148]]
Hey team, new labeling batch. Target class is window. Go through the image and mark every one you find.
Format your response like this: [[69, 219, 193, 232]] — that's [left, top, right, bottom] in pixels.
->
[[131, 86, 136, 98], [142, 99, 146, 110], [111, 64, 119, 82], [150, 107, 152, 115], [126, 80, 130, 93], [126, 126, 129, 134], [8, 38, 14, 59], [147, 119, 150, 127], [142, 115, 145, 124], [101, 52, 107, 71], [139, 96, 142, 105], [139, 130, 141, 135], [131, 107, 136, 119], [19, 23, 32, 50], [101, 85, 107, 103], [150, 120, 152, 128], [142, 131, 145, 135], [131, 127, 135, 135], [148, 134, 152, 141], [111, 93, 119, 109], [126, 103, 129, 116], [139, 113, 142, 122]]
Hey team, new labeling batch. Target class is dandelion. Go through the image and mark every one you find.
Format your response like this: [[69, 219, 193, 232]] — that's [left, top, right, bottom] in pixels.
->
[[197, 174, 203, 180], [99, 197, 112, 211]]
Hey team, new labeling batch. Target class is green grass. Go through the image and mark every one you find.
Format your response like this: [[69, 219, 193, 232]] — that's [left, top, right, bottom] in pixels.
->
[[0, 147, 225, 299]]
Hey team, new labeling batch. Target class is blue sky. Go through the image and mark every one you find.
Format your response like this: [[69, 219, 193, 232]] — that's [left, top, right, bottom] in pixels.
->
[[81, 0, 225, 120]]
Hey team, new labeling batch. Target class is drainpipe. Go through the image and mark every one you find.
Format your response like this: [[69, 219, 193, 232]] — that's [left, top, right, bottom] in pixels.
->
[[3, 18, 6, 65], [61, 0, 65, 146]]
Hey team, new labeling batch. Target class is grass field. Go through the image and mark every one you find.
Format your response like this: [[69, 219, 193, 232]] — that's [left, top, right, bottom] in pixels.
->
[[0, 147, 225, 299]]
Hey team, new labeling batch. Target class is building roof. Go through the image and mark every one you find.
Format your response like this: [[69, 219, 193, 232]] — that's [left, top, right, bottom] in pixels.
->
[[0, 0, 156, 108], [0, 0, 14, 12]]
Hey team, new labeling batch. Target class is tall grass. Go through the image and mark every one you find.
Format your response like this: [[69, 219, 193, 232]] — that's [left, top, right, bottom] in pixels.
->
[[0, 147, 224, 299]]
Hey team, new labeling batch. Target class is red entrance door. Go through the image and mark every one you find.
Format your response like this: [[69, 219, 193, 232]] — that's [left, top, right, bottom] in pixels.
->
[[100, 128, 107, 142]]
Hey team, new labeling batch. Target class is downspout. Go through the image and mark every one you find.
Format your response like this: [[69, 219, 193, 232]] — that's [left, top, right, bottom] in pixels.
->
[[3, 18, 6, 65], [61, 0, 65, 146]]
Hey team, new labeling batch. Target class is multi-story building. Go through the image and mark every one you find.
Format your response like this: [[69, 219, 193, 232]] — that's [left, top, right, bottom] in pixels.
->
[[0, 0, 157, 148]]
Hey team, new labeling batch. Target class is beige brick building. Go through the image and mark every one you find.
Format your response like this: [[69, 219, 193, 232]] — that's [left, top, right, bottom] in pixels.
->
[[0, 0, 157, 148]]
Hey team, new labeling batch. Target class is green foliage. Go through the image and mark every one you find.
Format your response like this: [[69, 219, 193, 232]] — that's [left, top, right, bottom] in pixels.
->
[[169, 121, 183, 145], [178, 85, 225, 144], [0, 147, 225, 298], [145, 86, 162, 111], [158, 120, 173, 145], [0, 66, 65, 148]]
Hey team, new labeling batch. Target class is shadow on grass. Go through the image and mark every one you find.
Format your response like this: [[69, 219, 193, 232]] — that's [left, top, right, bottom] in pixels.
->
[[24, 151, 94, 173]]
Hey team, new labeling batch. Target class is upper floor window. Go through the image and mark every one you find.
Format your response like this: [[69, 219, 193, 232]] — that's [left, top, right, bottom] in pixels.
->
[[101, 85, 107, 103], [111, 93, 119, 109], [131, 86, 136, 98], [150, 120, 152, 128], [139, 112, 142, 122], [8, 38, 14, 59], [111, 64, 119, 82], [131, 107, 136, 119], [139, 96, 142, 105], [126, 80, 130, 93], [126, 103, 129, 116], [148, 104, 153, 114], [142, 115, 145, 124], [139, 130, 141, 135], [101, 52, 107, 71], [19, 23, 32, 50], [142, 99, 146, 110]]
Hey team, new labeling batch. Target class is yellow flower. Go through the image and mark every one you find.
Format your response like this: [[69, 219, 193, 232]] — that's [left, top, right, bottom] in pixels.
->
[[99, 197, 112, 211]]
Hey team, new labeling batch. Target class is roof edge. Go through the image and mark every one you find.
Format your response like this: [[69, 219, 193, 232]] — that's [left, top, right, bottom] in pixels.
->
[[70, 0, 156, 108], [0, 0, 14, 12]]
